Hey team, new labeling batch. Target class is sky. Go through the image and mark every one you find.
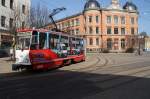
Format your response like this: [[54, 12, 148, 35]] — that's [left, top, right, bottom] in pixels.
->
[[31, 0, 150, 35]]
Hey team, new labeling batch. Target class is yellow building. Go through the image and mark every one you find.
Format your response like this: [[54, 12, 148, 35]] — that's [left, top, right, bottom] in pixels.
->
[[145, 37, 150, 51], [46, 0, 139, 52]]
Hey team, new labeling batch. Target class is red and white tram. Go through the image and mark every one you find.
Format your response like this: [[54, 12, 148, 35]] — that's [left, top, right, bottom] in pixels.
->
[[12, 29, 86, 71]]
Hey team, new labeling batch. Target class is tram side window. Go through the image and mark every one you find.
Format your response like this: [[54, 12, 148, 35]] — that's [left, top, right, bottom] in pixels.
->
[[70, 37, 76, 49], [49, 34, 59, 50], [76, 38, 83, 49], [39, 33, 47, 49], [75, 38, 84, 54], [60, 36, 68, 50]]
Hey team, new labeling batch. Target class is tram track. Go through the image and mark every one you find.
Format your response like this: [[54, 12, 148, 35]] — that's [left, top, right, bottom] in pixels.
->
[[1, 54, 150, 97], [5, 62, 150, 97], [66, 53, 110, 72]]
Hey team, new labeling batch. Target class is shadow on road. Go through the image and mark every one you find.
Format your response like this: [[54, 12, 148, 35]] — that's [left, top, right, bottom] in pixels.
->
[[0, 69, 150, 99]]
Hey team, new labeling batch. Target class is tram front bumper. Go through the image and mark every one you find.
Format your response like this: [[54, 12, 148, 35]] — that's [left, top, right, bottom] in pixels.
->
[[12, 64, 31, 71]]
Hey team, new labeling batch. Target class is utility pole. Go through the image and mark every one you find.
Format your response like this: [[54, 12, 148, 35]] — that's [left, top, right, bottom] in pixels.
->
[[138, 35, 144, 55]]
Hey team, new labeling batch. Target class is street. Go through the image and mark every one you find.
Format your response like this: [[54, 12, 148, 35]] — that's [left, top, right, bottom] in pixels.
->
[[0, 53, 150, 99]]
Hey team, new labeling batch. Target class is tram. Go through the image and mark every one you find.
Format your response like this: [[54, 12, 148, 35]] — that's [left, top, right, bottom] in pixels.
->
[[12, 29, 86, 71]]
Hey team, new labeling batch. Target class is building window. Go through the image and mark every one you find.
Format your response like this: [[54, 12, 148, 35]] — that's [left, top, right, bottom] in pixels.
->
[[96, 27, 99, 34], [1, 16, 6, 27], [9, 18, 13, 28], [89, 38, 93, 45], [76, 29, 79, 35], [89, 27, 93, 34], [96, 16, 99, 23], [71, 30, 74, 35], [22, 5, 25, 14], [121, 16, 125, 24], [96, 38, 99, 45], [107, 16, 111, 24], [71, 20, 74, 26], [62, 23, 65, 29], [107, 27, 112, 34], [131, 17, 134, 24], [2, 0, 5, 6], [107, 38, 112, 50], [131, 28, 134, 35], [10, 0, 13, 9], [121, 28, 125, 35], [76, 19, 79, 26], [114, 16, 118, 25], [65, 21, 70, 27], [65, 22, 68, 28], [114, 28, 118, 34], [89, 16, 92, 23], [121, 39, 125, 49]]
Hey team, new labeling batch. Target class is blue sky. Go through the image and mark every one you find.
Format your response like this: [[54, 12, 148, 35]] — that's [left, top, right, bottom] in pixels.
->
[[32, 0, 150, 35]]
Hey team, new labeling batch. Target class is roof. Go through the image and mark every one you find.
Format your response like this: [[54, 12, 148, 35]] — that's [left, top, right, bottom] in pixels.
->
[[123, 1, 138, 11], [84, 0, 100, 11]]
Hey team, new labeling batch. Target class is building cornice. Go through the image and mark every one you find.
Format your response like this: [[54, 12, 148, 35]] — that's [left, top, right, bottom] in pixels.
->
[[45, 7, 139, 27], [46, 12, 82, 26], [101, 8, 139, 14]]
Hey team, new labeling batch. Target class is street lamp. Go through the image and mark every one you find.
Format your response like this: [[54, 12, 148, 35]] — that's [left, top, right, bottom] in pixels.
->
[[138, 35, 144, 55]]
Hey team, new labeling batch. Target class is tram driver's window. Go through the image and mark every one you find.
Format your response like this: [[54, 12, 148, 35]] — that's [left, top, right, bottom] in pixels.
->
[[30, 31, 39, 50], [39, 33, 47, 49]]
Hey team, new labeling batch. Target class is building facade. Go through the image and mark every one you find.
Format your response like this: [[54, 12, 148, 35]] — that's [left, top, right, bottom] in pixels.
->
[[46, 0, 139, 52], [0, 0, 31, 48]]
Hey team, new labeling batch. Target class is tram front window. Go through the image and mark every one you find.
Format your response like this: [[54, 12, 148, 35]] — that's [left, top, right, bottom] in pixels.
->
[[17, 36, 31, 50]]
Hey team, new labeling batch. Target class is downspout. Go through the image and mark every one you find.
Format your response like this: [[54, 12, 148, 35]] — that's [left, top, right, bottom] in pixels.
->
[[100, 9, 103, 52]]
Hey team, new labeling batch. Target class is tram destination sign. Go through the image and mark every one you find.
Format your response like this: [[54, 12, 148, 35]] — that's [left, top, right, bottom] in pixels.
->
[[17, 32, 32, 36]]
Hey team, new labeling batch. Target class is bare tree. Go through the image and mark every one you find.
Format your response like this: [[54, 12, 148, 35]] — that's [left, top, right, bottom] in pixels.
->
[[30, 3, 50, 28], [9, 2, 30, 60]]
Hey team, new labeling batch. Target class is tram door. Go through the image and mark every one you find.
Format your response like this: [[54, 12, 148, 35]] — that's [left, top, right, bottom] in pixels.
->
[[39, 32, 48, 49], [59, 35, 69, 57], [49, 33, 59, 52]]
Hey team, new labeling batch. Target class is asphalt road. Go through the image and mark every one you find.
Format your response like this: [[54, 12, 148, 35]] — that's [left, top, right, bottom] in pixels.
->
[[0, 53, 150, 99]]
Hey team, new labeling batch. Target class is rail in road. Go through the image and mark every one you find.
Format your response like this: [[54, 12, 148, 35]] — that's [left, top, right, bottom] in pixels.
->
[[0, 53, 150, 99], [1, 60, 150, 99]]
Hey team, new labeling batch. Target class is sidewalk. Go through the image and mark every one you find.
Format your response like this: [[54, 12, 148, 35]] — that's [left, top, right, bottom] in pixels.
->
[[0, 57, 14, 74]]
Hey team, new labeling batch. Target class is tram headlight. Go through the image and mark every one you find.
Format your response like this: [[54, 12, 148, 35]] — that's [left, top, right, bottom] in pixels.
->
[[16, 58, 19, 63]]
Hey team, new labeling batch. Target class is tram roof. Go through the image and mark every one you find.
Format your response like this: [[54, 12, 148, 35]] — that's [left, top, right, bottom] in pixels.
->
[[17, 29, 83, 39]]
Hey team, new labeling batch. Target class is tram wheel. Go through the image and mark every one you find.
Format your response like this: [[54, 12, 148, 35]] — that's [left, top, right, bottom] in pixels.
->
[[63, 59, 71, 66]]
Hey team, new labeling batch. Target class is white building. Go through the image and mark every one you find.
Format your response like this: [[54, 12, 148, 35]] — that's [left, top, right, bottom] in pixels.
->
[[0, 0, 31, 48]]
